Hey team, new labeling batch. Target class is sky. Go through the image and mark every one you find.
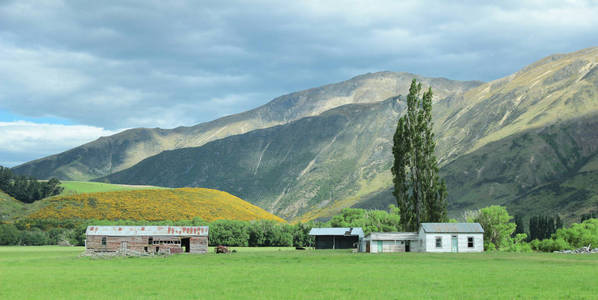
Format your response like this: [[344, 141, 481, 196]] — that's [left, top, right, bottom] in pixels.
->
[[1, 0, 598, 167]]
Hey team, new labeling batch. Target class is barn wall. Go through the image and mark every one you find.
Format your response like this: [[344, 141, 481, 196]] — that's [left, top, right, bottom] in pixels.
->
[[190, 236, 208, 253], [86, 235, 208, 254]]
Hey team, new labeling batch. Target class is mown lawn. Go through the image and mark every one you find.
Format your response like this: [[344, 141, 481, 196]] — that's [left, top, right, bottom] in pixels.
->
[[1, 246, 597, 299]]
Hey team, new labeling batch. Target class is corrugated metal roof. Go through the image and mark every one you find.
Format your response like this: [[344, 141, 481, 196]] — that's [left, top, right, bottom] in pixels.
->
[[420, 223, 484, 233], [309, 227, 364, 238], [365, 232, 419, 241], [86, 226, 209, 236]]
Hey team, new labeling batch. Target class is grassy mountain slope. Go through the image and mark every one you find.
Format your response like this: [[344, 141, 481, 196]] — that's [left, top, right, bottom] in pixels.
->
[[101, 47, 598, 221], [442, 115, 598, 222], [12, 73, 480, 181], [26, 188, 285, 222]]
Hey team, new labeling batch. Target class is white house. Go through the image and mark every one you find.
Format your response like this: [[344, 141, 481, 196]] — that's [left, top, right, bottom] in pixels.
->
[[363, 232, 419, 253], [418, 223, 484, 253]]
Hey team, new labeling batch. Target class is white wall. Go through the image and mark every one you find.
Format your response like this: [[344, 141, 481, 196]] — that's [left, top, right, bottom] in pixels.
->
[[419, 229, 484, 253]]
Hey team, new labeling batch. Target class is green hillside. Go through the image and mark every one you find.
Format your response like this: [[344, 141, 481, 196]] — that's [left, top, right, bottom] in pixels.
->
[[441, 115, 598, 222], [0, 191, 25, 221]]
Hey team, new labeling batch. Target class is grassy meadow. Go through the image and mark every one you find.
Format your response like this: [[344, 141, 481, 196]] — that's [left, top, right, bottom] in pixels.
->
[[59, 181, 164, 195], [1, 247, 597, 299]]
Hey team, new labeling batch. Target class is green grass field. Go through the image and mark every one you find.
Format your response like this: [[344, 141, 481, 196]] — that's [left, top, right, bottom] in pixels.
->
[[59, 181, 165, 195], [1, 247, 597, 299]]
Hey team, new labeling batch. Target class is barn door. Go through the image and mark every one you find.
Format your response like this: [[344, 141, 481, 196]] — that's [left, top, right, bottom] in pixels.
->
[[121, 241, 127, 252], [451, 236, 458, 252]]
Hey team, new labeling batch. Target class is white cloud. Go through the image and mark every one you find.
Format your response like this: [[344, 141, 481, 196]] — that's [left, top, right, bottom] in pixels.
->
[[0, 0, 597, 131], [0, 121, 121, 166]]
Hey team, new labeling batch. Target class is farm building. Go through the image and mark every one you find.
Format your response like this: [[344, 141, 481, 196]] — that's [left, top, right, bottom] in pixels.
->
[[419, 223, 484, 253], [85, 226, 209, 255], [363, 232, 420, 253], [362, 223, 484, 253], [309, 227, 364, 250]]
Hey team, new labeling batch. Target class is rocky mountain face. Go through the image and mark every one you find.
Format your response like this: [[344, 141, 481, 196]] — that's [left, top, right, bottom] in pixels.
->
[[14, 47, 598, 221], [12, 72, 480, 180]]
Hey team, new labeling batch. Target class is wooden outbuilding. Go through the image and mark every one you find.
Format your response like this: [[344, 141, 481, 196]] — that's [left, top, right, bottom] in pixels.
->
[[85, 226, 209, 255], [309, 227, 364, 250], [364, 232, 420, 253]]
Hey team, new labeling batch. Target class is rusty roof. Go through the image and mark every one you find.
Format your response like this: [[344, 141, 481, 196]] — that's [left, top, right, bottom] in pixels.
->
[[421, 223, 484, 233], [86, 226, 209, 236]]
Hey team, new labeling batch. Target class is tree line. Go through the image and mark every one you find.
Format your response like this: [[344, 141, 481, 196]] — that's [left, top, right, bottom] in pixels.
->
[[1, 206, 597, 252], [0, 166, 63, 203], [0, 206, 404, 247]]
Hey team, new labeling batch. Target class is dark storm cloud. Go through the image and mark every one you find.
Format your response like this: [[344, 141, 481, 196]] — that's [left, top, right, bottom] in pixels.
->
[[0, 0, 597, 130]]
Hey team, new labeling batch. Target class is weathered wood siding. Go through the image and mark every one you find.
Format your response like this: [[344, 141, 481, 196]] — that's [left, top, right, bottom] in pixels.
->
[[190, 236, 208, 253], [86, 235, 208, 254]]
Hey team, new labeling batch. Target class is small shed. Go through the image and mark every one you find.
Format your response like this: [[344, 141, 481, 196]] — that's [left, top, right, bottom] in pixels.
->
[[419, 223, 484, 253], [363, 232, 419, 253], [85, 226, 209, 255], [309, 227, 364, 250]]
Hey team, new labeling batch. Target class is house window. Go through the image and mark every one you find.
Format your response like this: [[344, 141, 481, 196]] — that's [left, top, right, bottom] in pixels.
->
[[468, 237, 474, 248], [101, 237, 106, 246], [435, 237, 442, 248]]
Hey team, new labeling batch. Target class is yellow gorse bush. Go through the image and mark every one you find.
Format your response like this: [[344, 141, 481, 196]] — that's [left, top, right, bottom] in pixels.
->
[[27, 188, 285, 222]]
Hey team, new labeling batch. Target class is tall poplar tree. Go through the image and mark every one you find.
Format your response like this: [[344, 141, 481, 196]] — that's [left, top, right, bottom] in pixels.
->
[[392, 79, 447, 231]]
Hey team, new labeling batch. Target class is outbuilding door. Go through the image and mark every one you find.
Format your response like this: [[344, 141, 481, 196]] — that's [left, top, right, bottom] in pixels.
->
[[451, 236, 458, 252], [377, 241, 383, 253], [121, 241, 127, 252]]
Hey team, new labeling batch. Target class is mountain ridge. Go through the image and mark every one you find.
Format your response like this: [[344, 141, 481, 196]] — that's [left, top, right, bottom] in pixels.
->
[[12, 72, 481, 180]]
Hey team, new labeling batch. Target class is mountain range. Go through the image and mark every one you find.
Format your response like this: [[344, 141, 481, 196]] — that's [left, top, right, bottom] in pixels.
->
[[13, 47, 598, 222]]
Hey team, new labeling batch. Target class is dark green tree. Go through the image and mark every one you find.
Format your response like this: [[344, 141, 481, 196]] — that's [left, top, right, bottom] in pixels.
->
[[513, 215, 525, 237], [392, 79, 447, 231]]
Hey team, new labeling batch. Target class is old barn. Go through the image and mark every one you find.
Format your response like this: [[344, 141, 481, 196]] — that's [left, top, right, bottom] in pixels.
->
[[85, 226, 209, 255], [309, 227, 364, 250]]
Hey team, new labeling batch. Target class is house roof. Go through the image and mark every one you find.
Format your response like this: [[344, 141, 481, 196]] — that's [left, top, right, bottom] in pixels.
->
[[365, 232, 419, 241], [86, 226, 209, 236], [309, 227, 364, 238], [420, 223, 484, 233]]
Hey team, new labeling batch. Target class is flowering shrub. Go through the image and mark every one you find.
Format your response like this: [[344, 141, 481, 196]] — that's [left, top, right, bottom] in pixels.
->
[[27, 188, 285, 222]]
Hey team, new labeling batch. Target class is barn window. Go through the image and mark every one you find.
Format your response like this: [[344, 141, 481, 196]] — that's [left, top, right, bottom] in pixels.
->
[[435, 237, 442, 248], [468, 237, 474, 248], [101, 237, 106, 246], [148, 237, 153, 245]]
